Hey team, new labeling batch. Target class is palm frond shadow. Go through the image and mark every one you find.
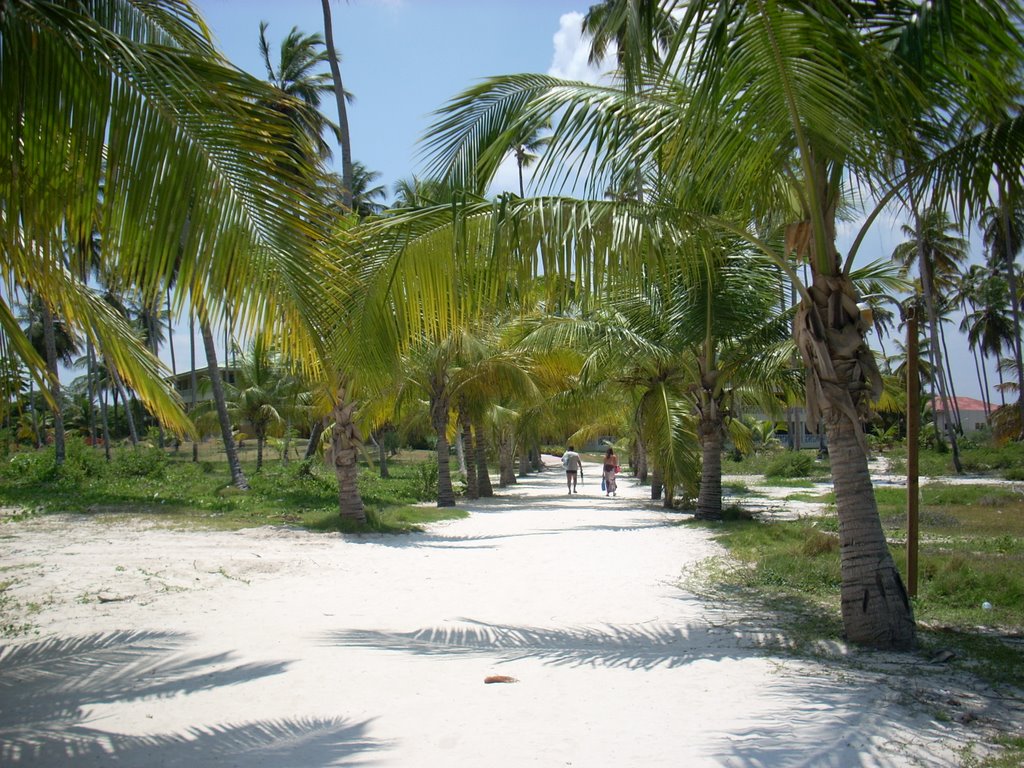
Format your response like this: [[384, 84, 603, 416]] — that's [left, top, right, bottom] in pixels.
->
[[0, 631, 382, 766], [325, 618, 773, 670]]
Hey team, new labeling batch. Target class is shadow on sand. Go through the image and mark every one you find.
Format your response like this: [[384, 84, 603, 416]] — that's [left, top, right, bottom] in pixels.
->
[[323, 617, 766, 670], [0, 631, 382, 766]]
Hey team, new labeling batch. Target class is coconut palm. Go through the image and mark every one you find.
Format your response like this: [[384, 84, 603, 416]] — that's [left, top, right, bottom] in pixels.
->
[[366, 1, 1024, 648], [980, 192, 1024, 434], [2, 0, 335, 450], [258, 21, 341, 164], [892, 207, 968, 469], [217, 338, 290, 472], [511, 124, 551, 198]]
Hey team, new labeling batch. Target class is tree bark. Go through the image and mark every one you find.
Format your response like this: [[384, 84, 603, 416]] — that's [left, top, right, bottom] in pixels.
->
[[828, 415, 916, 649], [190, 309, 199, 462], [696, 425, 724, 519], [431, 391, 456, 507], [461, 415, 478, 499], [40, 302, 66, 465], [498, 431, 516, 486], [320, 0, 353, 211], [473, 419, 493, 497], [330, 381, 366, 523], [919, 251, 962, 472], [996, 181, 1024, 437], [110, 367, 139, 446], [200, 313, 248, 490], [795, 263, 916, 650], [304, 417, 326, 460]]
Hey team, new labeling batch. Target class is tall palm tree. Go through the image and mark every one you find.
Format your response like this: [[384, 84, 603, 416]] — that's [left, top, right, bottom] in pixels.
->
[[980, 191, 1024, 434], [258, 21, 340, 164], [960, 267, 1015, 410], [511, 125, 550, 198], [368, 1, 1024, 649], [2, 0, 334, 447], [892, 207, 968, 470]]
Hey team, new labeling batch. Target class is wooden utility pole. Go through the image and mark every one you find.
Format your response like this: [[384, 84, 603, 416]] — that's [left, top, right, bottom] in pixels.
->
[[906, 306, 920, 596]]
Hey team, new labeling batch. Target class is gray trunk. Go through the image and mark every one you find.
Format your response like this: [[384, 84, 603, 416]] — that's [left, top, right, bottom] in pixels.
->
[[200, 314, 248, 490], [40, 301, 65, 465]]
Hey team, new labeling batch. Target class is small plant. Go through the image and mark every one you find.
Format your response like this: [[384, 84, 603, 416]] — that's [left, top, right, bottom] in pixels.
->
[[114, 447, 167, 479], [765, 451, 815, 479]]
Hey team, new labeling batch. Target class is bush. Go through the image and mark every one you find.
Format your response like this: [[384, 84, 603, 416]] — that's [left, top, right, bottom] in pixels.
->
[[765, 451, 815, 479], [113, 447, 167, 479]]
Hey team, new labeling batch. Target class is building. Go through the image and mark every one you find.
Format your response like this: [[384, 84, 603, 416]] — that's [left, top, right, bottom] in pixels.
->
[[930, 396, 992, 434]]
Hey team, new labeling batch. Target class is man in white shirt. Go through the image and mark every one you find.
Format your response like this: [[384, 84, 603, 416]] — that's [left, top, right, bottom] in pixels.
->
[[562, 446, 583, 494]]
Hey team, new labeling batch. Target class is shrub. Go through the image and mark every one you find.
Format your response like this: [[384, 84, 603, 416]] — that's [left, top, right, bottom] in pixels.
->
[[113, 447, 167, 478], [765, 451, 815, 479]]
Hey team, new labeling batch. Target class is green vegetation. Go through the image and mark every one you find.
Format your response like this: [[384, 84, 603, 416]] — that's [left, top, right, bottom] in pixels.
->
[[693, 480, 1024, 689], [887, 441, 1024, 479], [726, 448, 831, 480], [0, 440, 466, 534]]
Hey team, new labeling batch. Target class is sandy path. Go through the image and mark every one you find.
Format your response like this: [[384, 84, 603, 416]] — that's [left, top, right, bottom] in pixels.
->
[[0, 460, 1008, 766]]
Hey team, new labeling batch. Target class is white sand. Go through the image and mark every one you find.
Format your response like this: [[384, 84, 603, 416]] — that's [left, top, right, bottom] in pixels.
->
[[0, 458, 1017, 766]]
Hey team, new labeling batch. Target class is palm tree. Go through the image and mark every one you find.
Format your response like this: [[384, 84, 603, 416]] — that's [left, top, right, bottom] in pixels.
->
[[511, 125, 550, 197], [582, 0, 679, 87], [218, 338, 288, 472], [319, 0, 353, 210], [2, 0, 334, 448], [980, 191, 1024, 435], [892, 207, 968, 470], [370, 1, 1024, 649], [258, 21, 341, 164]]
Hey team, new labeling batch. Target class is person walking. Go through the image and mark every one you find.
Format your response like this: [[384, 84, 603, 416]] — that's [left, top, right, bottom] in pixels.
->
[[562, 445, 583, 494], [602, 447, 620, 497]]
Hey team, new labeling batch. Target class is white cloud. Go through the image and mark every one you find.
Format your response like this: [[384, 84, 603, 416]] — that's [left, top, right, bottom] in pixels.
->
[[548, 12, 613, 84]]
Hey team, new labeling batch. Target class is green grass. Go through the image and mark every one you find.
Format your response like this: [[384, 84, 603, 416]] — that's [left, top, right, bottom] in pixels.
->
[[691, 495, 1024, 689], [0, 440, 466, 534], [886, 441, 1024, 479]]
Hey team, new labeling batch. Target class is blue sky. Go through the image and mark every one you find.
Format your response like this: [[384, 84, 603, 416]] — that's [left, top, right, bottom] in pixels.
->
[[197, 0, 600, 198], [181, 0, 994, 403]]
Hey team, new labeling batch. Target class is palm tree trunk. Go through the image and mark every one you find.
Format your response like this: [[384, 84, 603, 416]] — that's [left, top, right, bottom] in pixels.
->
[[376, 432, 389, 478], [455, 428, 468, 476], [651, 464, 663, 500], [85, 339, 98, 448], [190, 310, 199, 463], [938, 319, 962, 432], [498, 431, 516, 486], [330, 380, 366, 523], [320, 0, 353, 210], [304, 417, 326, 460], [200, 313, 248, 490], [920, 254, 962, 472], [110, 367, 139, 446], [40, 301, 65, 465], [696, 422, 724, 520], [431, 391, 456, 507], [995, 179, 1024, 438], [635, 435, 649, 483], [29, 377, 40, 449], [795, 263, 916, 650], [256, 433, 265, 472], [461, 416, 478, 499], [99, 381, 112, 462], [827, 415, 916, 649], [473, 419, 493, 497], [518, 435, 530, 477]]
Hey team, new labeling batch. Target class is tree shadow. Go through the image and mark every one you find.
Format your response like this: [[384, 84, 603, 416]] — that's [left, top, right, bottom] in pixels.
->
[[323, 618, 772, 670], [0, 631, 382, 766]]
